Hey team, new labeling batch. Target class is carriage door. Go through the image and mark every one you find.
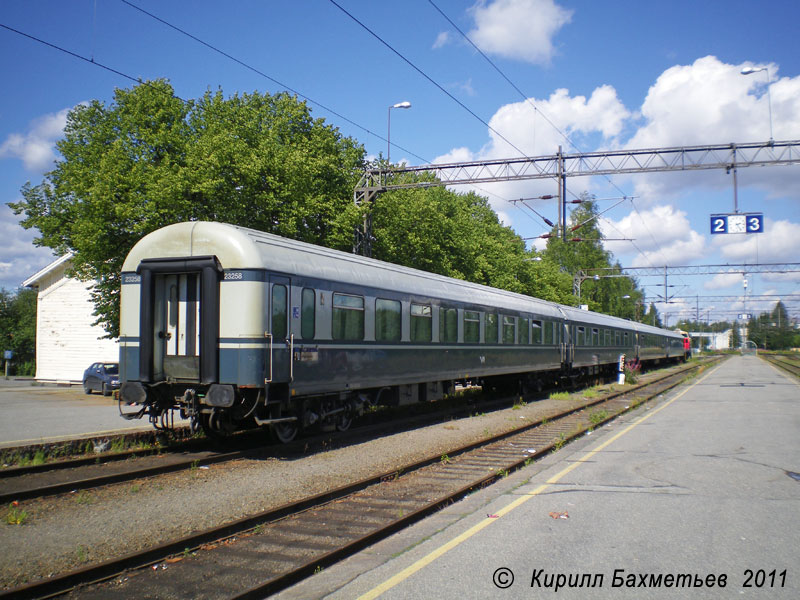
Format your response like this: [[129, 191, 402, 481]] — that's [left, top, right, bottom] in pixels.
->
[[156, 273, 201, 381], [561, 321, 574, 367], [266, 276, 292, 384]]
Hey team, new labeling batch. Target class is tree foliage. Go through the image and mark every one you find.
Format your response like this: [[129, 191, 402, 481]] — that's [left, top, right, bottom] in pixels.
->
[[357, 172, 575, 306], [542, 195, 644, 320], [9, 81, 366, 337], [746, 302, 798, 350], [0, 288, 37, 376]]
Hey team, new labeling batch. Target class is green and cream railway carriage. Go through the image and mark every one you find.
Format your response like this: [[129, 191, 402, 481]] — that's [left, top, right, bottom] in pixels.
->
[[119, 221, 684, 441]]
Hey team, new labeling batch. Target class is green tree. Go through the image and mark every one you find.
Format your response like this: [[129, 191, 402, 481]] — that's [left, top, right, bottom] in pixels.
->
[[0, 288, 37, 376], [10, 81, 365, 337], [729, 324, 741, 349], [543, 195, 642, 318], [344, 170, 575, 306]]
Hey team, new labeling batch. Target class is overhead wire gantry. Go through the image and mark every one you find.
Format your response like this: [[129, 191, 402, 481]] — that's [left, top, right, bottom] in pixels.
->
[[353, 139, 800, 255]]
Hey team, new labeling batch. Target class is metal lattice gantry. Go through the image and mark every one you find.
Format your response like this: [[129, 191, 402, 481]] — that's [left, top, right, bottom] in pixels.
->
[[352, 139, 800, 255], [574, 262, 800, 302], [354, 139, 800, 204]]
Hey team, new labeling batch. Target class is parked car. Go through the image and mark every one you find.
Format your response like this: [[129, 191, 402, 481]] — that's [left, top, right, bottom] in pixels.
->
[[83, 362, 120, 396]]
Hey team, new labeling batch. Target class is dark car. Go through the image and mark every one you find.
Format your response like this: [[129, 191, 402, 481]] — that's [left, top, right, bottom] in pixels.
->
[[83, 362, 120, 396]]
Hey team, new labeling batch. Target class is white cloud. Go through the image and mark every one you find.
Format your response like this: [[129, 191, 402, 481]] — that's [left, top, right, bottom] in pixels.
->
[[713, 218, 800, 263], [0, 203, 57, 291], [468, 0, 573, 65], [626, 56, 800, 199], [601, 204, 706, 267], [0, 108, 70, 172], [704, 273, 744, 291], [432, 31, 451, 49], [432, 86, 629, 224]]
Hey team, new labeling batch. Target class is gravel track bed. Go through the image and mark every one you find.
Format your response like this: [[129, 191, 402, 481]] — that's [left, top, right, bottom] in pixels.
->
[[0, 366, 690, 590]]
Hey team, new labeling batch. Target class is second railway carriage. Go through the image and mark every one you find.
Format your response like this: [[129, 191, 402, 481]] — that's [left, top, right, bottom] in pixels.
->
[[118, 221, 684, 441]]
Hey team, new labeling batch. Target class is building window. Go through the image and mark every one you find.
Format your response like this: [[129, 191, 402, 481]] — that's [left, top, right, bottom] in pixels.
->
[[332, 293, 364, 340], [301, 288, 315, 340], [440, 307, 458, 343], [376, 298, 401, 342], [410, 303, 432, 342], [464, 310, 480, 343], [485, 313, 498, 343]]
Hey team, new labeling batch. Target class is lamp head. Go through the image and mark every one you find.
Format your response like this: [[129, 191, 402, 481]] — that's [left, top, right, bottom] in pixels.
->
[[391, 101, 412, 109]]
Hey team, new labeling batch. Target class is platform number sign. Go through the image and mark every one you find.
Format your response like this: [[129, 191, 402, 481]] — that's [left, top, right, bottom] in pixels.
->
[[710, 213, 763, 234]]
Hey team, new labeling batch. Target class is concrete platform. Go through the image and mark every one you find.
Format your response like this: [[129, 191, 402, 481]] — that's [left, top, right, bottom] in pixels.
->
[[0, 379, 155, 449], [275, 355, 800, 599]]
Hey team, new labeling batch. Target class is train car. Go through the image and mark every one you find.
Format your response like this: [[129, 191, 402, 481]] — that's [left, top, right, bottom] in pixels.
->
[[118, 222, 684, 441], [677, 329, 692, 360]]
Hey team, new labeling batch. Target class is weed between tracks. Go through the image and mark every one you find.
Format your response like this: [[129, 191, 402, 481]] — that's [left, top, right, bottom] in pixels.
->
[[6, 502, 29, 525]]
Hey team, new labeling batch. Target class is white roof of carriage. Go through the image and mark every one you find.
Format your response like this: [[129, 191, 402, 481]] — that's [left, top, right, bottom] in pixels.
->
[[123, 221, 680, 337]]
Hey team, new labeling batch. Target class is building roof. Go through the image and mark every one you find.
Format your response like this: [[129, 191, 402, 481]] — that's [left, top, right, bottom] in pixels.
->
[[22, 252, 73, 288]]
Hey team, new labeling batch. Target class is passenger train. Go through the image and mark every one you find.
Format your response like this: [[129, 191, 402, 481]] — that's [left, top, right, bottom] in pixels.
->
[[118, 221, 685, 441]]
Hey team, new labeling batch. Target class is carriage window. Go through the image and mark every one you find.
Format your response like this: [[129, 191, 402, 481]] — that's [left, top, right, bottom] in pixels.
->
[[332, 293, 364, 340], [502, 316, 516, 344], [301, 288, 315, 339], [485, 313, 498, 343], [464, 311, 480, 343], [376, 299, 401, 342], [592, 328, 599, 346], [605, 329, 611, 346], [440, 307, 458, 343], [531, 319, 543, 344], [543, 321, 554, 344], [410, 303, 432, 342], [624, 332, 629, 344], [272, 284, 287, 339], [577, 326, 585, 345], [615, 331, 621, 345], [518, 318, 529, 345]]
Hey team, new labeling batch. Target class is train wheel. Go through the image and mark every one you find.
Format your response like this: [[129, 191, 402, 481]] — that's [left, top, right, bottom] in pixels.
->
[[335, 412, 352, 432], [200, 410, 233, 441], [271, 420, 298, 444]]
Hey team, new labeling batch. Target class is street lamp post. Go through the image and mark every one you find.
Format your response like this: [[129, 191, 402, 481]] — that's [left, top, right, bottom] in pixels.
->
[[387, 101, 411, 164], [741, 66, 774, 143]]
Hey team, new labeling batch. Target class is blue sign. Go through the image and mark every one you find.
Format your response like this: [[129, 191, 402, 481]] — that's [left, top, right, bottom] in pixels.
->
[[710, 215, 727, 234], [3, 350, 12, 360], [710, 213, 764, 234], [745, 214, 763, 233]]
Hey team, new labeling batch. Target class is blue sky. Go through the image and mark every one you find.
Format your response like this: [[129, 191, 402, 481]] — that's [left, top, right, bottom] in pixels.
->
[[2, 0, 799, 324]]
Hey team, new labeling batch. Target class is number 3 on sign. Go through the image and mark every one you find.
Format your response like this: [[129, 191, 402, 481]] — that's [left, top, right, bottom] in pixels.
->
[[746, 215, 763, 233]]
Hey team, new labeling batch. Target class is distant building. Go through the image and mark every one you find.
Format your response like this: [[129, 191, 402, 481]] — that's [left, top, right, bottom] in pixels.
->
[[23, 254, 118, 383]]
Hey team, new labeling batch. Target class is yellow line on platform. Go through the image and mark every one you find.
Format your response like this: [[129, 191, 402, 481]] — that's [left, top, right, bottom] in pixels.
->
[[357, 361, 725, 600]]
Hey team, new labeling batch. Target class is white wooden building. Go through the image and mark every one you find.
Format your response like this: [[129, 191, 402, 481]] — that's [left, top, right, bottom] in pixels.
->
[[23, 254, 118, 383]]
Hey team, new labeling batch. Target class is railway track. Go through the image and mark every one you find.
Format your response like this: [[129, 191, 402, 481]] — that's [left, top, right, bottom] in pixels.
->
[[761, 353, 800, 378], [0, 361, 683, 506], [3, 357, 720, 599]]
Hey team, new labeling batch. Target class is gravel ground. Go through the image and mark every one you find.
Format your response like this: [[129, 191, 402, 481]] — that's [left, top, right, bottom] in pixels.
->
[[0, 366, 688, 590]]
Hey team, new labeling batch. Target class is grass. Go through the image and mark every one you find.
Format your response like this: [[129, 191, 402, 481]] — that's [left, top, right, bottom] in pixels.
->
[[553, 432, 567, 451], [512, 397, 526, 410], [76, 546, 89, 563], [549, 391, 570, 401], [6, 503, 29, 525], [74, 490, 93, 505], [588, 409, 609, 426], [440, 454, 451, 465]]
